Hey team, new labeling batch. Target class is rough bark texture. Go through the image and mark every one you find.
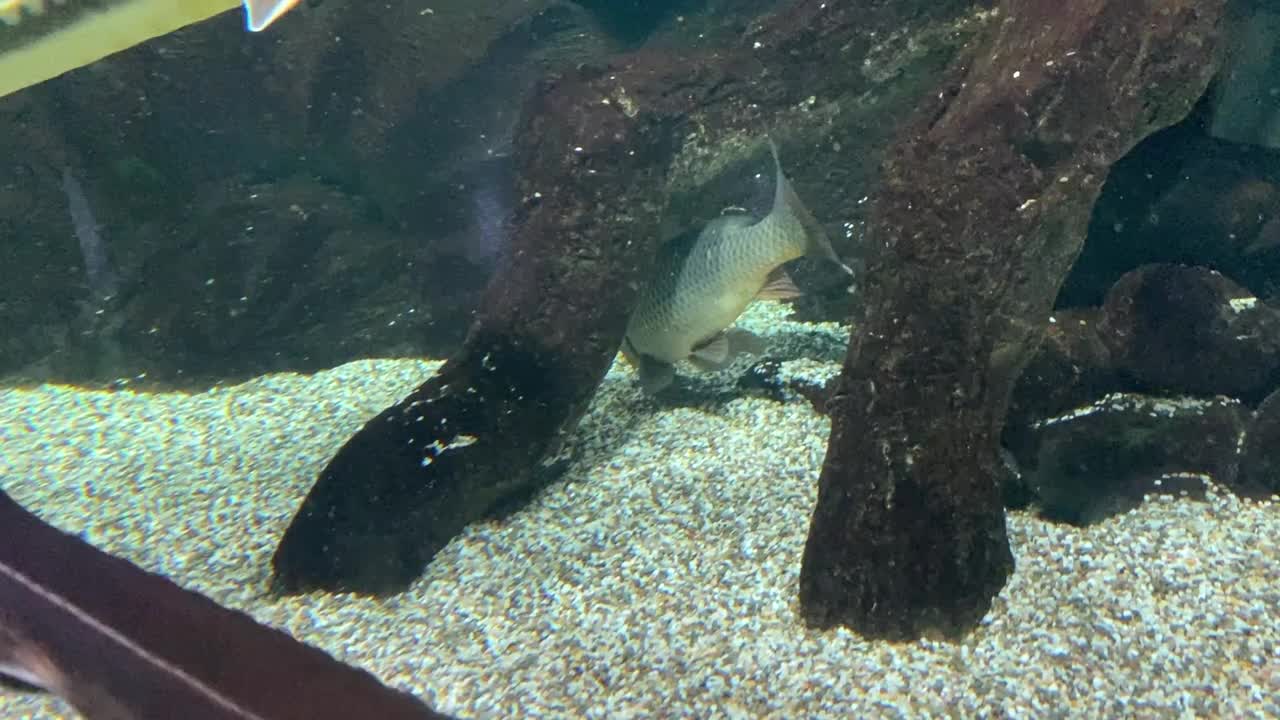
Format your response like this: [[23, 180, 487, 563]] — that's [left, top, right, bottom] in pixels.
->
[[270, 52, 737, 594], [799, 0, 1227, 639]]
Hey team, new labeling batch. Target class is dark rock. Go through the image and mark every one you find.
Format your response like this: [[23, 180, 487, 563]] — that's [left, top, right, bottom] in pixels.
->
[[1025, 393, 1246, 525], [997, 447, 1036, 511], [736, 358, 789, 401], [1005, 308, 1121, 447], [736, 358, 832, 414], [4, 172, 487, 390], [1140, 159, 1280, 266], [1060, 137, 1280, 308], [1207, 1, 1280, 150], [801, 0, 1226, 640], [1100, 264, 1280, 400], [1238, 387, 1280, 498]]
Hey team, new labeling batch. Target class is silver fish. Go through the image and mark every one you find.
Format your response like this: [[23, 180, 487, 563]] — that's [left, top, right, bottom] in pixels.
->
[[622, 139, 852, 394], [0, 0, 301, 98], [61, 167, 118, 301]]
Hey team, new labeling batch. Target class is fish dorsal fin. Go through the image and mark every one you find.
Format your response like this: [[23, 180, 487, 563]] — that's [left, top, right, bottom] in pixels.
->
[[766, 138, 855, 276], [767, 138, 806, 225], [756, 267, 803, 301], [243, 0, 301, 31]]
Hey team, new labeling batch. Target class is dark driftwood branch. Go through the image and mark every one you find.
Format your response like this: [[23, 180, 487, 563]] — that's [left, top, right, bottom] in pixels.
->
[[0, 490, 446, 718], [798, 0, 1227, 639], [270, 53, 737, 594]]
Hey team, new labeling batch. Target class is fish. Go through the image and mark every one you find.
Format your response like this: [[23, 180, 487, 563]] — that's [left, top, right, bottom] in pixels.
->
[[622, 139, 852, 394], [61, 167, 119, 301], [0, 0, 301, 99], [0, 488, 451, 719]]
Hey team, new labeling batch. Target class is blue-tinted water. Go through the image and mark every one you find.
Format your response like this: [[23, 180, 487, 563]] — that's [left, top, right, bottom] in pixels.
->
[[1, 1, 1278, 718]]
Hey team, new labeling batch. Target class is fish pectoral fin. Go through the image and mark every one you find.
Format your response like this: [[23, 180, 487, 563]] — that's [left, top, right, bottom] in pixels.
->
[[688, 329, 767, 371], [636, 358, 677, 395], [724, 327, 768, 356], [756, 267, 803, 301], [689, 333, 732, 370], [243, 0, 301, 31]]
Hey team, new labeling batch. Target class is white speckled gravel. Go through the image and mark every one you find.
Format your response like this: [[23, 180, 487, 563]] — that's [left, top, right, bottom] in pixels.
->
[[1, 304, 1278, 718]]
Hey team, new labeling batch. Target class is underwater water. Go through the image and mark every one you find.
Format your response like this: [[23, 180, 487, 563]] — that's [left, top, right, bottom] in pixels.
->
[[1, 0, 1279, 718]]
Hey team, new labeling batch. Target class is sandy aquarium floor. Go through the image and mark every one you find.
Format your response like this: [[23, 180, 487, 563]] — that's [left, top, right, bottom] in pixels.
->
[[0, 303, 1278, 719]]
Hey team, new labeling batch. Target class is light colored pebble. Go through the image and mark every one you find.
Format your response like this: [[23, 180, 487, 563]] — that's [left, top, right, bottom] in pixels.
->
[[0, 304, 1277, 718]]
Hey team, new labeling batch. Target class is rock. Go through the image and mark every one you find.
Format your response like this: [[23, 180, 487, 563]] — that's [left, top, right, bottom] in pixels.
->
[[1026, 393, 1246, 525], [6, 172, 487, 390], [800, 0, 1226, 640], [1005, 308, 1120, 448], [1060, 140, 1280, 308], [1207, 3, 1280, 150], [1238, 387, 1280, 498], [1141, 159, 1280, 264], [736, 358, 832, 414], [997, 446, 1037, 511], [1100, 264, 1280, 400]]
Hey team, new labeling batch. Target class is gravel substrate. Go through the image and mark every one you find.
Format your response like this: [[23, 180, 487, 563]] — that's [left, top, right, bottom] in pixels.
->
[[1, 303, 1277, 718]]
